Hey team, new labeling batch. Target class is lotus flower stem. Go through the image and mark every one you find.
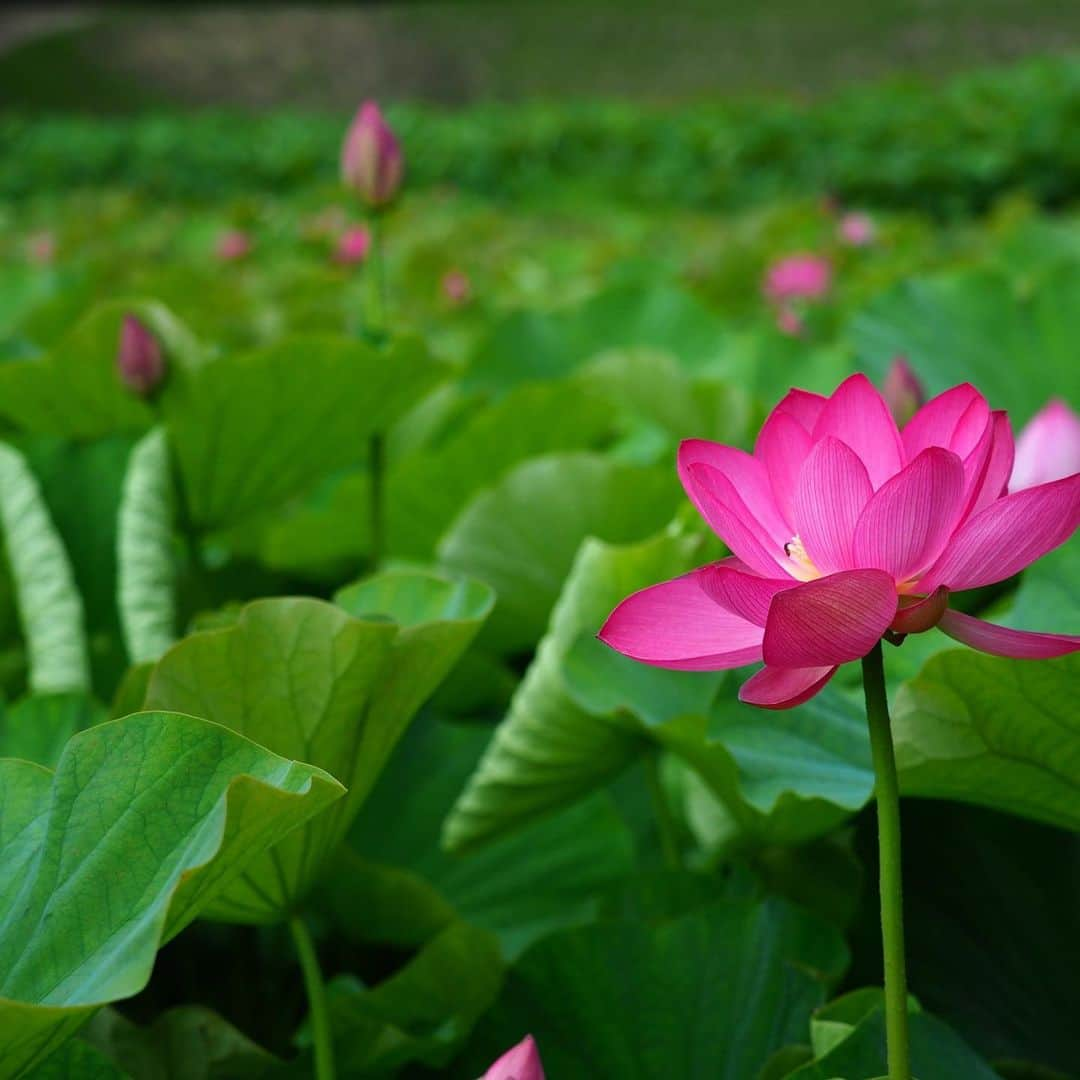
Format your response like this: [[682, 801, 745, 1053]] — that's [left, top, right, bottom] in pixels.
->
[[289, 913, 336, 1080], [365, 212, 388, 566], [861, 642, 911, 1080], [645, 751, 681, 869]]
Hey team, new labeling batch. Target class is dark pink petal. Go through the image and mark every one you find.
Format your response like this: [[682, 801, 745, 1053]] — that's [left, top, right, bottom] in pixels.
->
[[938, 609, 1080, 659], [793, 436, 873, 573], [919, 473, 1080, 592], [902, 383, 988, 460], [762, 569, 898, 667], [852, 447, 965, 582], [682, 464, 789, 577], [678, 440, 789, 544], [967, 411, 1014, 516], [811, 373, 904, 488], [890, 586, 949, 635], [599, 573, 764, 670], [739, 664, 837, 709], [773, 387, 828, 430], [697, 562, 794, 626], [755, 410, 814, 528]]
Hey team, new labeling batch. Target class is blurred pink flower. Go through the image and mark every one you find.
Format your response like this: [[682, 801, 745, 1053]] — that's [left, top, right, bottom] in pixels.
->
[[838, 211, 875, 247], [25, 231, 56, 265], [441, 267, 472, 306], [341, 100, 404, 208], [484, 1035, 545, 1080], [600, 374, 1080, 709], [117, 314, 165, 396], [334, 226, 371, 264], [763, 255, 832, 304], [216, 230, 252, 261], [882, 357, 925, 427], [1010, 399, 1080, 492], [775, 307, 804, 337]]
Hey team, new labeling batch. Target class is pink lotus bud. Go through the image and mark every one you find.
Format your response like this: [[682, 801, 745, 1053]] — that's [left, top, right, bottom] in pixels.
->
[[25, 231, 56, 265], [441, 268, 472, 306], [341, 101, 404, 208], [1010, 398, 1080, 492], [484, 1035, 545, 1080], [117, 315, 165, 396], [763, 254, 832, 304], [882, 357, 925, 427], [838, 211, 875, 247], [775, 306, 804, 337], [334, 226, 371, 264], [216, 229, 252, 261]]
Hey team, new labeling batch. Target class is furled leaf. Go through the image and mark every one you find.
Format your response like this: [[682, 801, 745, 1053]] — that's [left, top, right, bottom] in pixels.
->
[[164, 334, 443, 529], [0, 441, 89, 693], [0, 692, 106, 769], [0, 712, 343, 1077], [117, 427, 177, 664], [439, 452, 681, 652], [465, 898, 845, 1080], [894, 651, 1080, 831], [145, 573, 491, 922], [0, 299, 202, 439]]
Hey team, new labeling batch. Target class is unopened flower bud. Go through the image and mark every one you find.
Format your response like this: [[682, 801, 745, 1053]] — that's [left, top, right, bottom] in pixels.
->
[[334, 226, 371, 264], [341, 101, 404, 208], [216, 229, 252, 261], [1010, 398, 1080, 491], [838, 211, 875, 247], [117, 315, 165, 396], [441, 268, 472, 306], [882, 357, 925, 427]]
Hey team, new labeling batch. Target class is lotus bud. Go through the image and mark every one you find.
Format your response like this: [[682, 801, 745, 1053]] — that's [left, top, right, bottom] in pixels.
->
[[25, 231, 56, 265], [484, 1034, 545, 1080], [763, 254, 832, 304], [1010, 398, 1080, 492], [838, 211, 875, 247], [216, 229, 252, 261], [775, 306, 804, 337], [341, 101, 404, 208], [882, 357, 925, 427], [117, 315, 165, 396], [441, 268, 472, 306], [334, 226, 371, 265]]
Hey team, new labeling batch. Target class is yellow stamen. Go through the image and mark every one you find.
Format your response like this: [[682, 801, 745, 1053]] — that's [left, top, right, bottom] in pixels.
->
[[784, 535, 821, 581]]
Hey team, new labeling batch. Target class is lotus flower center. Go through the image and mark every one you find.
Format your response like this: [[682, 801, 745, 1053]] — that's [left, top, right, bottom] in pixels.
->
[[784, 535, 821, 581]]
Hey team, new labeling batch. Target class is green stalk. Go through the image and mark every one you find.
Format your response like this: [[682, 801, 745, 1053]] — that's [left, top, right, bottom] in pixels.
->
[[364, 211, 387, 567], [645, 751, 681, 870], [288, 914, 336, 1080], [861, 642, 911, 1080]]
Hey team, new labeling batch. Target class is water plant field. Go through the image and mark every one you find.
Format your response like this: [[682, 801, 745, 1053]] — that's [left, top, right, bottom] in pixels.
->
[[0, 39, 1078, 1080]]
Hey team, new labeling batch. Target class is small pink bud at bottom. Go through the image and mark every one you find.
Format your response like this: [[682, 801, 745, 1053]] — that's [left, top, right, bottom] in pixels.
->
[[484, 1034, 545, 1079], [882, 356, 925, 427], [216, 230, 252, 261], [117, 315, 165, 396], [838, 211, 875, 246], [25, 231, 56, 265]]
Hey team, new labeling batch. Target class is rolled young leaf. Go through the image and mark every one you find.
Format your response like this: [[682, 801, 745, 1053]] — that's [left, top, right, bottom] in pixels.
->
[[116, 427, 176, 664], [0, 441, 89, 693]]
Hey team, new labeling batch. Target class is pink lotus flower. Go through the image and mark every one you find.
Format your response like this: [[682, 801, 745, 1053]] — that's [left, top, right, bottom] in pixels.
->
[[117, 315, 165, 396], [838, 211, 875, 247], [334, 225, 371, 264], [216, 229, 252, 261], [341, 100, 404, 208], [882, 357, 925, 427], [484, 1034, 545, 1079], [763, 255, 832, 304], [600, 374, 1080, 709], [1010, 399, 1080, 493], [441, 267, 472, 306]]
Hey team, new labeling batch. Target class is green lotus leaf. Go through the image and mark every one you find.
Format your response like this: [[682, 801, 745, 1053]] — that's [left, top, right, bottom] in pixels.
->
[[0, 712, 343, 1078]]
